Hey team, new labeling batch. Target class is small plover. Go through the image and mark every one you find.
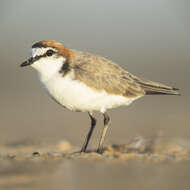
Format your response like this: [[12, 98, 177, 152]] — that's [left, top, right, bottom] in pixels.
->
[[20, 40, 180, 153]]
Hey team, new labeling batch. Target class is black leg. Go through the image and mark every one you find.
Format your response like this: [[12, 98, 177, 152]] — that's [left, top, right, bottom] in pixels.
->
[[80, 112, 97, 152], [97, 112, 110, 153]]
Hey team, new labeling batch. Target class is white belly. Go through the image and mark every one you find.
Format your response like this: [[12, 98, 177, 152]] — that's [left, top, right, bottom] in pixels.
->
[[39, 72, 139, 112]]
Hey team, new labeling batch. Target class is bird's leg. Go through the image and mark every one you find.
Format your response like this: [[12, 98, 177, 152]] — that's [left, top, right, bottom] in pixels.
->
[[97, 112, 110, 153], [80, 112, 97, 153]]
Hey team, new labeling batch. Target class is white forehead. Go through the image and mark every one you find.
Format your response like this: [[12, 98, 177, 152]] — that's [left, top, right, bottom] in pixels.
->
[[30, 47, 57, 57]]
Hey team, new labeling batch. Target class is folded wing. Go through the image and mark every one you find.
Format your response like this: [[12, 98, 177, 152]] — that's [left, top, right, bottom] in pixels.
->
[[72, 51, 180, 97]]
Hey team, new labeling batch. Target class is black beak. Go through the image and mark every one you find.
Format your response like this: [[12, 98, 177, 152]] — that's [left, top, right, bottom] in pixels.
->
[[20, 57, 34, 67]]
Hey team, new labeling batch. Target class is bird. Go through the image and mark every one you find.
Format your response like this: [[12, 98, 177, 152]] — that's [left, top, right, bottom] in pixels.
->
[[20, 40, 180, 153]]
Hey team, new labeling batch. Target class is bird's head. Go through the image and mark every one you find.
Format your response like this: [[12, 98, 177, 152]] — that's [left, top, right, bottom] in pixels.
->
[[21, 40, 74, 77]]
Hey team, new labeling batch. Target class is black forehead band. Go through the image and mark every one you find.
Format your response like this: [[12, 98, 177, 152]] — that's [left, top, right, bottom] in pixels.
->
[[32, 42, 48, 48]]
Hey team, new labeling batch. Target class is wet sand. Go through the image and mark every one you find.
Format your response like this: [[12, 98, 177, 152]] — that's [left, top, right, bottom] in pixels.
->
[[1, 136, 190, 190]]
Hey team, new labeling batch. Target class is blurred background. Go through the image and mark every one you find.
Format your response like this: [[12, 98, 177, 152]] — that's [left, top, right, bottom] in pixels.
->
[[0, 0, 190, 189], [1, 0, 189, 146]]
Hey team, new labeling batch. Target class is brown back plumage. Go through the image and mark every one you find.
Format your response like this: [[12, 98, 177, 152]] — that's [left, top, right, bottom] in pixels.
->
[[71, 50, 180, 97], [71, 51, 145, 98]]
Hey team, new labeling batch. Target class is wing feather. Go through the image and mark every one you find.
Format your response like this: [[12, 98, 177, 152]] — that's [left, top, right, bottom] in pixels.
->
[[72, 51, 145, 98]]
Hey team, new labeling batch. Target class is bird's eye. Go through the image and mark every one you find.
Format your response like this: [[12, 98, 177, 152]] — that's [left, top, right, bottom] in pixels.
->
[[46, 49, 54, 56]]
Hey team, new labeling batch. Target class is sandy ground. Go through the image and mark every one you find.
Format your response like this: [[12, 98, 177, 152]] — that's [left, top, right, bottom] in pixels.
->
[[1, 136, 190, 190]]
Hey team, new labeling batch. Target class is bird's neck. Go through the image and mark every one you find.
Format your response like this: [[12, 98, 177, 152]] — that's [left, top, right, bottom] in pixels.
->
[[32, 58, 64, 82]]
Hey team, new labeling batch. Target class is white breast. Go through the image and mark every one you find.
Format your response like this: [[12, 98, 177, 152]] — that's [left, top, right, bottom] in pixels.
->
[[39, 71, 140, 112]]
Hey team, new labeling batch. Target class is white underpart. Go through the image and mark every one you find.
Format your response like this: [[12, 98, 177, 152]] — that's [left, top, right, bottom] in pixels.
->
[[30, 49, 141, 112], [41, 71, 140, 112]]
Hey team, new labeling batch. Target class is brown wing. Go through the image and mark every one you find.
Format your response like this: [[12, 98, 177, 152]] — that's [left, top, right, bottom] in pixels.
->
[[71, 51, 145, 98], [131, 76, 180, 95]]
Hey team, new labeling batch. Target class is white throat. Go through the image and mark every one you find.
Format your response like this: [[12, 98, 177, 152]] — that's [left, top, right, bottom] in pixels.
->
[[31, 56, 65, 82]]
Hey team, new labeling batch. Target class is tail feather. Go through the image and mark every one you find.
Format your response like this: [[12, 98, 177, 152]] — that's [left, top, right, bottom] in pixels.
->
[[136, 79, 180, 96]]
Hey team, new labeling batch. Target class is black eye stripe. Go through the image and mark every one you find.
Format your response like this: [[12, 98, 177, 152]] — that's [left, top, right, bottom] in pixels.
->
[[32, 50, 56, 61], [33, 55, 43, 62]]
